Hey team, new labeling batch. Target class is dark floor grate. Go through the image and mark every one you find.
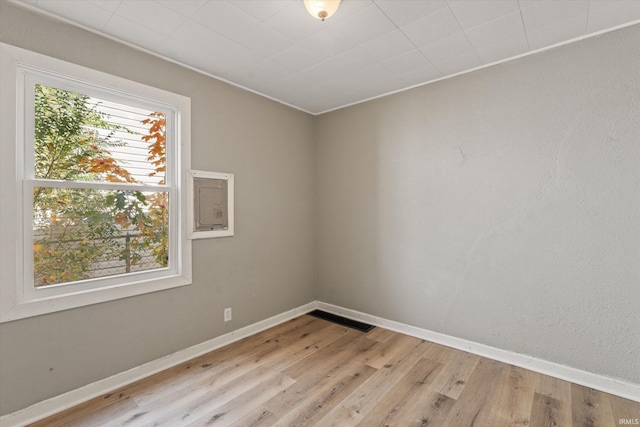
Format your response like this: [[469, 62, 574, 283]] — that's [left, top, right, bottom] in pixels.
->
[[307, 310, 375, 333]]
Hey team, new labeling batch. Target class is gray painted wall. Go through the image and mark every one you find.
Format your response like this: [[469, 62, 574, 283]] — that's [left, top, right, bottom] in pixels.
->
[[317, 26, 640, 385], [0, 1, 316, 415]]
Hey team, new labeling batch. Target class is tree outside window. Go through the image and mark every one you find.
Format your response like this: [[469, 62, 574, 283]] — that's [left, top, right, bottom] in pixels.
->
[[32, 84, 169, 287]]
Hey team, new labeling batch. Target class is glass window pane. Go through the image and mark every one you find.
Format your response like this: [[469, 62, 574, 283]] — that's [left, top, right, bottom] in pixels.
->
[[34, 84, 166, 185], [33, 187, 169, 287]]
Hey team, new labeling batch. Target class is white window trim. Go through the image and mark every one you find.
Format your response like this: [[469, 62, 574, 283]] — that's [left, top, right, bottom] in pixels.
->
[[0, 42, 192, 323]]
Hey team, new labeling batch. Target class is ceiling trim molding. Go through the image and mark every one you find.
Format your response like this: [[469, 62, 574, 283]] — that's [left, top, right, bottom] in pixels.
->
[[8, 0, 640, 116], [316, 17, 640, 115], [6, 0, 316, 116]]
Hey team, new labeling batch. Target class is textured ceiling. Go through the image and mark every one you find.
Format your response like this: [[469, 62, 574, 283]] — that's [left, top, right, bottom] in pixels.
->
[[14, 0, 640, 114]]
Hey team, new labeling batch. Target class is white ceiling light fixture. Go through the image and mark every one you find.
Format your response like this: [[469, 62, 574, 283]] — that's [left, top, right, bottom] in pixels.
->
[[303, 0, 341, 21]]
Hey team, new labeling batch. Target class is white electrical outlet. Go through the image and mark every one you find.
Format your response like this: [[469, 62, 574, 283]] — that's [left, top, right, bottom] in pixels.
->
[[224, 307, 232, 322]]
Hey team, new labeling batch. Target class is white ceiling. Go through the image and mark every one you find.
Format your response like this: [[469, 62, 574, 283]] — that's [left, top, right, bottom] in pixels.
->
[[15, 0, 640, 114]]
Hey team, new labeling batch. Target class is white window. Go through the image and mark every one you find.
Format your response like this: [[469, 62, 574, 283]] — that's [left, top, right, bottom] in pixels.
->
[[0, 43, 192, 322]]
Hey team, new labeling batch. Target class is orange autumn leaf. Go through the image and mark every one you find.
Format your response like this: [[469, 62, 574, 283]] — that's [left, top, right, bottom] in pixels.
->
[[115, 213, 127, 224]]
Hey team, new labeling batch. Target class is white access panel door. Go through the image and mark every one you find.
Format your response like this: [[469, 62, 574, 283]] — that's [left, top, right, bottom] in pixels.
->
[[187, 170, 234, 239]]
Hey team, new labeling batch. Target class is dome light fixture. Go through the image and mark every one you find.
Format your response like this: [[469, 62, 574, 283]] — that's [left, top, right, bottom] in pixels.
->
[[303, 0, 341, 21]]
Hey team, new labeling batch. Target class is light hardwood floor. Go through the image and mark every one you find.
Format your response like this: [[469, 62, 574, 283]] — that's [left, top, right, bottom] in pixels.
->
[[30, 315, 639, 426]]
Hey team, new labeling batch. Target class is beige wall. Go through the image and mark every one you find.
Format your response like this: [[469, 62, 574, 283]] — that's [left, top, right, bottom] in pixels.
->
[[316, 25, 640, 385], [0, 1, 316, 415]]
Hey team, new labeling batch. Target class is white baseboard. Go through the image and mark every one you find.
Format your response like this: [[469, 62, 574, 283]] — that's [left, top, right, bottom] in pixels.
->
[[0, 301, 319, 427], [3, 299, 638, 426], [316, 301, 640, 403]]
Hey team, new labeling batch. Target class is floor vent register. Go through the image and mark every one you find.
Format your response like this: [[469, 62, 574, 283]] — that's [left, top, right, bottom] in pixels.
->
[[308, 310, 375, 333]]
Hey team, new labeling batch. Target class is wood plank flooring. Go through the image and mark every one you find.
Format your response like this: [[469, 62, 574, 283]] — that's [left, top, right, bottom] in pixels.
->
[[29, 315, 640, 426]]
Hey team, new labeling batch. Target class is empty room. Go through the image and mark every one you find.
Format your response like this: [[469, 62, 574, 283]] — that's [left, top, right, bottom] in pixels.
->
[[0, 0, 639, 426]]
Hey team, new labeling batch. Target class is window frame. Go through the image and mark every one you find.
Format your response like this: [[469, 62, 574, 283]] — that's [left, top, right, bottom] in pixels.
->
[[0, 42, 192, 323]]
